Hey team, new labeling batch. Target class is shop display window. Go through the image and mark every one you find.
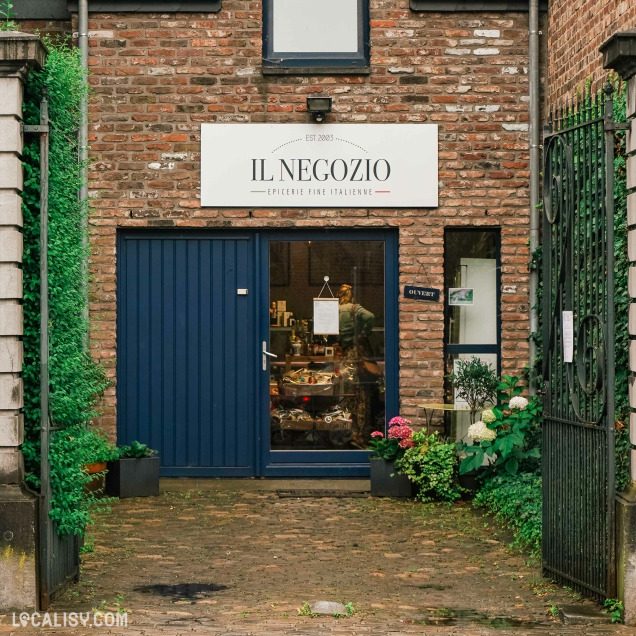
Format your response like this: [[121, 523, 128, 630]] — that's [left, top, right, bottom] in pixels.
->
[[269, 240, 385, 451]]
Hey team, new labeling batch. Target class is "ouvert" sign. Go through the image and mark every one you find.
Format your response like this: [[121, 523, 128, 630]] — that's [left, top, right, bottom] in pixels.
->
[[200, 124, 438, 208]]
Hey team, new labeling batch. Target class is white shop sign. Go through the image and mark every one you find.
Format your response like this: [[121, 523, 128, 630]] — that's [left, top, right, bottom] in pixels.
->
[[200, 124, 438, 208]]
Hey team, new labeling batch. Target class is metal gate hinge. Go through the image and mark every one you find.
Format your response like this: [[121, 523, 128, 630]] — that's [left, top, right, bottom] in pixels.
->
[[604, 122, 630, 131], [22, 123, 49, 134]]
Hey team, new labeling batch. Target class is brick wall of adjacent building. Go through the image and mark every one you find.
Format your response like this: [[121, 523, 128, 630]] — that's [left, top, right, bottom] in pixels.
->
[[548, 0, 636, 104], [20, 1, 542, 438]]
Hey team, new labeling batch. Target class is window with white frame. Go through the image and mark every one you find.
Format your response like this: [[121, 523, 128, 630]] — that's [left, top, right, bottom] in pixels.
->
[[263, 0, 370, 74]]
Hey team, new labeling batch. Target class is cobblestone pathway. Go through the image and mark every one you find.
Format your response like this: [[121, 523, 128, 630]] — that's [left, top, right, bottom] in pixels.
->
[[2, 480, 631, 635]]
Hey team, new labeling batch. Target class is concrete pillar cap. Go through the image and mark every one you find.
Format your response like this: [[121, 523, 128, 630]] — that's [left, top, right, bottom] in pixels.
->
[[601, 29, 636, 81], [0, 32, 47, 79]]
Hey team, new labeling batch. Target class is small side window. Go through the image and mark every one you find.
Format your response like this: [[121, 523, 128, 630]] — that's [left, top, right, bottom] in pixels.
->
[[443, 229, 502, 441], [263, 0, 370, 75]]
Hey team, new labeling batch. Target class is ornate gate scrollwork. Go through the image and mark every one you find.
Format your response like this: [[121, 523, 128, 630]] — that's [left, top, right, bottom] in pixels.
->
[[568, 314, 607, 426], [543, 133, 573, 227], [541, 86, 617, 600]]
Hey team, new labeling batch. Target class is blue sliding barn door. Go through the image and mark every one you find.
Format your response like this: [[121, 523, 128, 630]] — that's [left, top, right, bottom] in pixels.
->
[[117, 233, 257, 476]]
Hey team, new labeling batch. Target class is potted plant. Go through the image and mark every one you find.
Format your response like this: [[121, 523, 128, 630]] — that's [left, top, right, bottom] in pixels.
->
[[447, 356, 498, 424], [105, 441, 160, 498], [368, 417, 414, 498], [81, 428, 118, 495], [448, 357, 498, 491]]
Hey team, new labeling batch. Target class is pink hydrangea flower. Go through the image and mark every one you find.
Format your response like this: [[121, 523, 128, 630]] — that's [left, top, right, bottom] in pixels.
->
[[370, 431, 384, 438], [398, 438, 415, 449], [388, 425, 413, 440], [388, 416, 412, 428]]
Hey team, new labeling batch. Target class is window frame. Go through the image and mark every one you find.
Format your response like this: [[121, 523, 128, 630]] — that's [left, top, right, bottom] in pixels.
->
[[262, 0, 370, 76], [443, 227, 502, 373]]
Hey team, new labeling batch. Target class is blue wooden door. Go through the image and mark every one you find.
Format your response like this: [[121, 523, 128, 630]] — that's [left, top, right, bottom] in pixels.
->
[[117, 232, 257, 476]]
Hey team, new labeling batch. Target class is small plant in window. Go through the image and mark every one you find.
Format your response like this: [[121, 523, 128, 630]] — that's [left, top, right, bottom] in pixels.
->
[[447, 356, 498, 424]]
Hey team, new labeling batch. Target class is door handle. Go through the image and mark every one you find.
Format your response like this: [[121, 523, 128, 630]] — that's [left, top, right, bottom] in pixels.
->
[[262, 341, 277, 370]]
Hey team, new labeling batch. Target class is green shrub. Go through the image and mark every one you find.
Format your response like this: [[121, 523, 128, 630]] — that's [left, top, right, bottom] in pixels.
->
[[613, 87, 631, 493], [459, 376, 541, 477], [49, 427, 115, 534], [118, 441, 157, 459], [20, 38, 109, 536], [473, 472, 542, 557], [395, 431, 464, 503]]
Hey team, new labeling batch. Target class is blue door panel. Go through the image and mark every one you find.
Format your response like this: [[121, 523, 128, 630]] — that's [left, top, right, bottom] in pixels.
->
[[117, 233, 255, 476]]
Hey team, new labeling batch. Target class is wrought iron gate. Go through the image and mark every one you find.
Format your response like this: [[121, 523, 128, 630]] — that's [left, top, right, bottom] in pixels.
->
[[542, 85, 623, 599]]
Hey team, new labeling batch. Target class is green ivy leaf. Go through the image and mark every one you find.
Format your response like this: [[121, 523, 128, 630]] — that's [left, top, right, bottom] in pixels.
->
[[505, 457, 519, 476]]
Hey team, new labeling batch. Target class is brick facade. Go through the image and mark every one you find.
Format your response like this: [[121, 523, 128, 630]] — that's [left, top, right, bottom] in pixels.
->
[[548, 0, 636, 104], [20, 1, 540, 439]]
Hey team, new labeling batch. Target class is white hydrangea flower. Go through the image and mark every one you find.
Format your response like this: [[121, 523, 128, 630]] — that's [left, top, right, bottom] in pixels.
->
[[467, 421, 497, 443], [481, 409, 496, 424], [509, 396, 529, 411]]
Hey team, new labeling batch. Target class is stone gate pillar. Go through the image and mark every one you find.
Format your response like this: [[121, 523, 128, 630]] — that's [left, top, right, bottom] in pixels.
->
[[0, 32, 46, 611], [602, 28, 636, 626]]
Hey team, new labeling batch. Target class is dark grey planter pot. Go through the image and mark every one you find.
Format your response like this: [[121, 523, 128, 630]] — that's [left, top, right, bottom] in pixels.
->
[[459, 471, 478, 499], [369, 457, 413, 498], [105, 456, 160, 498]]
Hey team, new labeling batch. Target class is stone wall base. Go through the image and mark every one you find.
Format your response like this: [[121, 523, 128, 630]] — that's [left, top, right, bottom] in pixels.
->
[[617, 484, 636, 625], [0, 484, 38, 611]]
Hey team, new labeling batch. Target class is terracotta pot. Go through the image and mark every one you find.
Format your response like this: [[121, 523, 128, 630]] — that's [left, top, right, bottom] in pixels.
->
[[84, 461, 107, 475], [84, 462, 107, 496]]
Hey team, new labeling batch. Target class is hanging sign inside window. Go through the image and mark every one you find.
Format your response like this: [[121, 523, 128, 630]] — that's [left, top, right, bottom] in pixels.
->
[[313, 298, 340, 335], [562, 310, 574, 363], [404, 286, 440, 302], [200, 124, 438, 208], [448, 288, 474, 306]]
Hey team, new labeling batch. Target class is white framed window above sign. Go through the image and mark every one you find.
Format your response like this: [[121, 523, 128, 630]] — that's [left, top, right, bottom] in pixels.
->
[[262, 0, 370, 75]]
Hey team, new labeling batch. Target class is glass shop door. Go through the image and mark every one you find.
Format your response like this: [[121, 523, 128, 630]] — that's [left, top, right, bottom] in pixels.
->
[[259, 231, 398, 477]]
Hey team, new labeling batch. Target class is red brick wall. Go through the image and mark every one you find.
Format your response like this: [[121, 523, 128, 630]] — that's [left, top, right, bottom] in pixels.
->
[[20, 2, 538, 437], [18, 20, 72, 41], [548, 0, 636, 104]]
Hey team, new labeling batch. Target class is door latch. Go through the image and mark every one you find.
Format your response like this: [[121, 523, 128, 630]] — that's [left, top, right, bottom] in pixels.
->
[[262, 341, 277, 371]]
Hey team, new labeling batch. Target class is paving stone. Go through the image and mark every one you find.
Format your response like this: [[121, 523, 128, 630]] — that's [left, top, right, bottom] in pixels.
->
[[30, 483, 634, 635], [308, 601, 348, 615], [559, 604, 613, 625]]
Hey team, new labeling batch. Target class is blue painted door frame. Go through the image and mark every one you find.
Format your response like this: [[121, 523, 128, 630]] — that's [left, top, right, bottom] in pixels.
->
[[117, 229, 399, 478]]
